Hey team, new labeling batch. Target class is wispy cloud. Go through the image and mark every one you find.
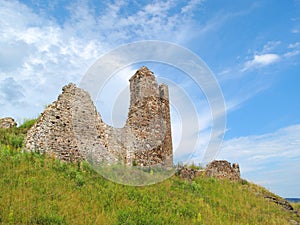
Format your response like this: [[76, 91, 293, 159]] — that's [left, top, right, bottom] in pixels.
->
[[261, 41, 281, 53], [0, 0, 203, 122], [284, 42, 300, 58], [63, 0, 203, 44], [288, 42, 300, 48], [181, 0, 205, 14]]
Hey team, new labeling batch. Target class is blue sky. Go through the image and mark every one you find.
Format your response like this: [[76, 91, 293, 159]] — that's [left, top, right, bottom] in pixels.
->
[[0, 0, 299, 197]]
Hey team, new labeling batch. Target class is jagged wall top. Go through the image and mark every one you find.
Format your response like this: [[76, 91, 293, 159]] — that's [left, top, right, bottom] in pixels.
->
[[129, 66, 160, 106], [25, 66, 173, 167], [129, 66, 154, 81]]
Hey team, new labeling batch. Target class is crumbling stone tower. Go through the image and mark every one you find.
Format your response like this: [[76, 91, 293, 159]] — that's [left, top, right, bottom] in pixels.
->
[[25, 66, 173, 168], [126, 66, 173, 167]]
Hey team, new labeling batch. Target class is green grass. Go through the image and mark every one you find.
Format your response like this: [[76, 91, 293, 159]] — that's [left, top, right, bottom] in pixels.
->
[[293, 203, 300, 211], [19, 118, 38, 129], [0, 123, 299, 225]]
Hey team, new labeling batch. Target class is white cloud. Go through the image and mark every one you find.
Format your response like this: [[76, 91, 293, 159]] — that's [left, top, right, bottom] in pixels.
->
[[252, 54, 280, 65], [62, 0, 200, 44], [218, 124, 300, 197], [242, 54, 280, 71], [0, 0, 204, 123], [240, 40, 300, 72], [0, 1, 104, 122]]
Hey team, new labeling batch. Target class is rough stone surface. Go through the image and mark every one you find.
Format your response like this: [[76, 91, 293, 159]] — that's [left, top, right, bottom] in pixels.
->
[[205, 160, 240, 181], [257, 194, 300, 221], [176, 166, 205, 182], [25, 66, 173, 167], [264, 196, 294, 211], [0, 117, 17, 129]]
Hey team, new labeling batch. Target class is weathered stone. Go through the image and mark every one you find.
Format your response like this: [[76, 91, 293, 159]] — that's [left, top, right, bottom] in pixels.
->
[[205, 160, 240, 181], [25, 66, 173, 167], [0, 117, 17, 129], [175, 165, 205, 183], [264, 195, 294, 211]]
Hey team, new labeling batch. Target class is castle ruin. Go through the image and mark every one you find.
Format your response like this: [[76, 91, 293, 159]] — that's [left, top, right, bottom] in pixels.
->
[[25, 66, 173, 167], [0, 117, 17, 129], [205, 160, 240, 181]]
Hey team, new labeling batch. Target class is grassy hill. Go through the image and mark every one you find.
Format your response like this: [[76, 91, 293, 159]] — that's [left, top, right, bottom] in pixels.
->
[[0, 121, 299, 225]]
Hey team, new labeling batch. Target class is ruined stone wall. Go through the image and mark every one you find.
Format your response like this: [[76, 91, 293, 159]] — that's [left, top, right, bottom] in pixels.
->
[[25, 66, 173, 167], [25, 83, 118, 164], [205, 160, 240, 181], [0, 117, 17, 129]]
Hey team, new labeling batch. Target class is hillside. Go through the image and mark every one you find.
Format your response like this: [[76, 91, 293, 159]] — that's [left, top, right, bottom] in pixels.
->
[[0, 121, 299, 225]]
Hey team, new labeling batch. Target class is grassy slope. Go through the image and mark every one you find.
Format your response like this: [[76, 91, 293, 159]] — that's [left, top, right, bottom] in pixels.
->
[[0, 123, 299, 225], [294, 203, 300, 212]]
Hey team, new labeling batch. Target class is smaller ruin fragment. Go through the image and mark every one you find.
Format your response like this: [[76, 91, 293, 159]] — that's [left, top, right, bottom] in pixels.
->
[[205, 160, 240, 181], [0, 117, 17, 129]]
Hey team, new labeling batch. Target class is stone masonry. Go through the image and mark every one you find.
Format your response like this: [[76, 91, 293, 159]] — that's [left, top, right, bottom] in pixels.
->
[[205, 160, 240, 181], [25, 66, 173, 167], [0, 117, 17, 129]]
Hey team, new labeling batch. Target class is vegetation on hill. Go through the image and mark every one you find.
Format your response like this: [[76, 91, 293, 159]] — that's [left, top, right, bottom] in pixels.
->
[[293, 203, 300, 211], [0, 121, 299, 224]]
